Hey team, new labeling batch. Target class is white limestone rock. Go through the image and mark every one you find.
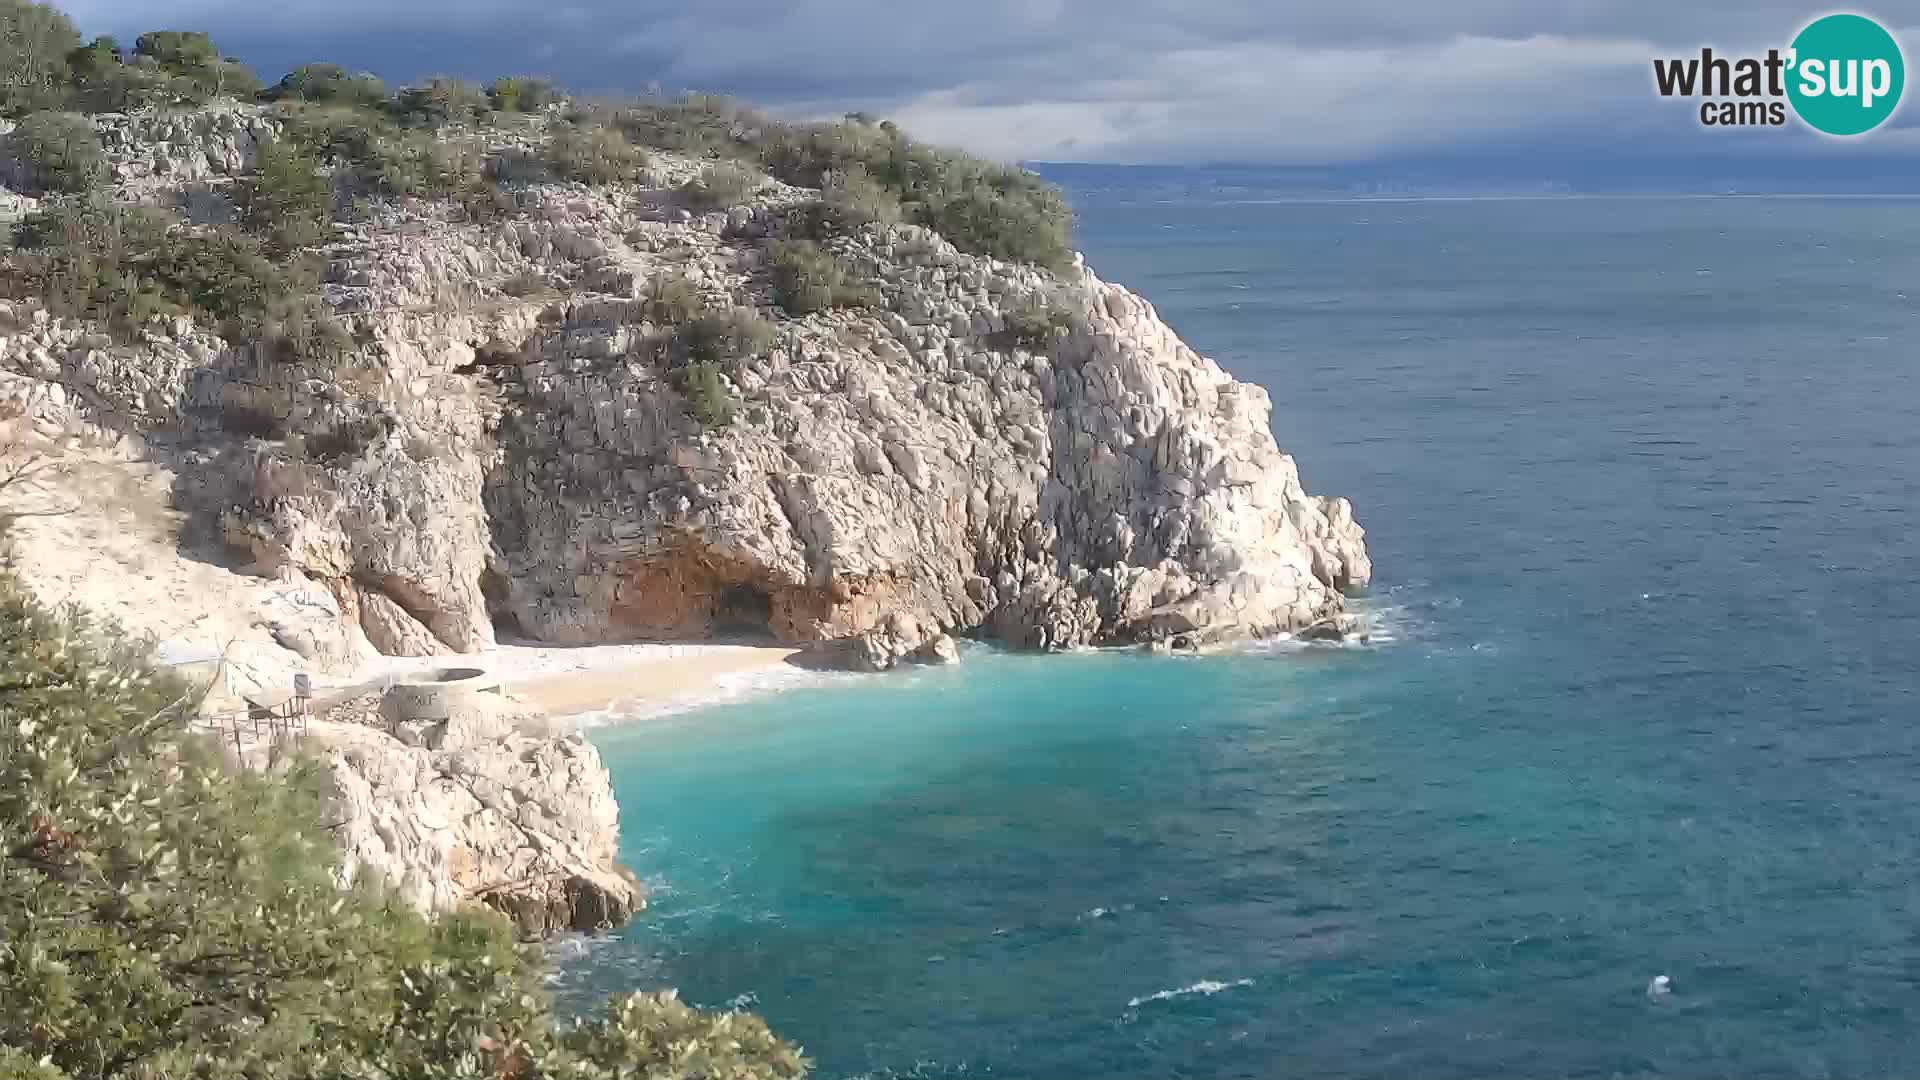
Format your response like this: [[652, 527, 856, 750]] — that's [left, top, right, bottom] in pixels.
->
[[315, 703, 642, 937]]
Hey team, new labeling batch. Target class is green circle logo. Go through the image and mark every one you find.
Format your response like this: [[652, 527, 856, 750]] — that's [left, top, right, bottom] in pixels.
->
[[1787, 13, 1906, 135]]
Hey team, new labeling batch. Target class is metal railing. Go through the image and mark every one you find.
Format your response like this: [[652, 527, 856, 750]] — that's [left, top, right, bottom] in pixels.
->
[[207, 693, 310, 756]]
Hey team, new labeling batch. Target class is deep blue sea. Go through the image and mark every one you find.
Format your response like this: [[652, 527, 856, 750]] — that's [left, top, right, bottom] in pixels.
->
[[557, 193, 1920, 1078]]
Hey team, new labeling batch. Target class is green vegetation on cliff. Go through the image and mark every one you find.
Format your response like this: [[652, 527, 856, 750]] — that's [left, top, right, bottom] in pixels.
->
[[0, 563, 808, 1079], [0, 0, 1074, 270]]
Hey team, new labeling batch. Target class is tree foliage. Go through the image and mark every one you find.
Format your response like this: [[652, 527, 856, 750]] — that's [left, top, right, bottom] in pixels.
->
[[265, 62, 388, 109], [9, 110, 102, 193], [679, 162, 763, 212], [0, 0, 79, 115], [277, 102, 496, 207], [0, 570, 810, 1078], [488, 76, 560, 114], [128, 29, 259, 100], [234, 136, 334, 254], [10, 198, 350, 363], [391, 76, 488, 129], [766, 239, 879, 315], [756, 118, 1073, 269], [546, 123, 648, 186], [999, 289, 1079, 351], [665, 306, 777, 428]]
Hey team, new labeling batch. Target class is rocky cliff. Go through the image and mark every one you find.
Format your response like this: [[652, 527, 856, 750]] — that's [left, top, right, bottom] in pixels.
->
[[0, 99, 1368, 926], [312, 691, 642, 937], [0, 104, 1369, 672]]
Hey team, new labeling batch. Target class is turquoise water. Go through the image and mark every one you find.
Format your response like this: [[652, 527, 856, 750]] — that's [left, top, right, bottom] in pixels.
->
[[559, 194, 1920, 1078]]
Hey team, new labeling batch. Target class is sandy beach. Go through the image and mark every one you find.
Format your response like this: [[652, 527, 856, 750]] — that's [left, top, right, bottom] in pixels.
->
[[360, 638, 806, 720], [500, 642, 805, 718]]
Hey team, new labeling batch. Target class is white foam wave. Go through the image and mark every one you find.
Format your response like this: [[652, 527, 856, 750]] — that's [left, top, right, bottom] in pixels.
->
[[572, 663, 870, 729], [1127, 977, 1253, 1009]]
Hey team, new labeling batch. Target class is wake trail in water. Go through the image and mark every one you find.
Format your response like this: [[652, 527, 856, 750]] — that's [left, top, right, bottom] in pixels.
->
[[1127, 978, 1255, 1009]]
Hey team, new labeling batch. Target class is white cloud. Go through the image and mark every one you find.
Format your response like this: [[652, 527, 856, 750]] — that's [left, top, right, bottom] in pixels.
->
[[877, 35, 1666, 162], [54, 0, 1920, 165]]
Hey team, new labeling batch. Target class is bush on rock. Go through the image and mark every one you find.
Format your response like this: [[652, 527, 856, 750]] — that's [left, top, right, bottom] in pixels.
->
[[0, 566, 811, 1079]]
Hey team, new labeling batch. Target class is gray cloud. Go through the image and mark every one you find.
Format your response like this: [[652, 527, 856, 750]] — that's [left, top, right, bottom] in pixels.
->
[[58, 0, 1920, 165]]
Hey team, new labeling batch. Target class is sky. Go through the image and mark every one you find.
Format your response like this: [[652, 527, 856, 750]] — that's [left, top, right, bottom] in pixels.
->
[[60, 0, 1920, 180]]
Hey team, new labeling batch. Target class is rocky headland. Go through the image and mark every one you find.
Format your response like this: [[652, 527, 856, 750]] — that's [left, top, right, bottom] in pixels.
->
[[0, 94, 1368, 934]]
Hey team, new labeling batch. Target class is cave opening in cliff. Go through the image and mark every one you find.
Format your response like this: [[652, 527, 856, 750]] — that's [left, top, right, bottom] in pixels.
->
[[713, 583, 774, 638], [479, 568, 524, 637]]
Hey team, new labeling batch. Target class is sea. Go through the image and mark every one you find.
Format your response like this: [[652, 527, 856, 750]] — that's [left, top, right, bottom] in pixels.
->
[[553, 187, 1920, 1079]]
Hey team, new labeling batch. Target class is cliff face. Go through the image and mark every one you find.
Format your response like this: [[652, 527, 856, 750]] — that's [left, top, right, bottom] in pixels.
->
[[486, 248, 1370, 667], [313, 697, 642, 937], [0, 101, 1368, 925], [32, 107, 1365, 670], [0, 105, 1368, 669]]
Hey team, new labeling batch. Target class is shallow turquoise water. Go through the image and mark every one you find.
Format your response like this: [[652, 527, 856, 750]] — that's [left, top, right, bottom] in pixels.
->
[[560, 194, 1920, 1078]]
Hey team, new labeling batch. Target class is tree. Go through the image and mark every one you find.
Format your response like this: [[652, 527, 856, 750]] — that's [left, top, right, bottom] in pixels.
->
[[266, 62, 388, 109], [392, 76, 488, 128], [61, 34, 114, 79], [0, 0, 79, 114], [0, 568, 810, 1078], [236, 136, 334, 254], [546, 123, 648, 185], [129, 28, 258, 101], [10, 109, 103, 193], [767, 239, 879, 315], [130, 29, 215, 72], [489, 76, 559, 113]]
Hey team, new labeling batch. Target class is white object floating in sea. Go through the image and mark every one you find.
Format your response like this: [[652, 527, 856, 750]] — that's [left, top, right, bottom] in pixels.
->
[[1128, 978, 1254, 1009], [1648, 974, 1672, 998]]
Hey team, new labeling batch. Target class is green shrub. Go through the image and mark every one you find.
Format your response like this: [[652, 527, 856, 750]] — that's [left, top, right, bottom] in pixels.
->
[[752, 118, 1075, 270], [391, 76, 488, 129], [755, 118, 900, 189], [130, 29, 259, 100], [680, 161, 763, 212], [66, 59, 165, 113], [276, 102, 391, 164], [999, 290, 1078, 350], [12, 199, 350, 363], [767, 238, 878, 315], [279, 104, 489, 202], [546, 123, 648, 186], [243, 290, 354, 365], [10, 198, 175, 323], [266, 62, 388, 108], [62, 34, 115, 80], [609, 93, 767, 159], [916, 175, 1073, 271], [643, 273, 704, 326], [562, 991, 807, 1077], [821, 167, 902, 229], [674, 360, 735, 427], [58, 35, 167, 113], [783, 168, 903, 242], [0, 570, 810, 1079], [681, 305, 775, 367], [235, 136, 334, 254], [488, 76, 559, 113], [131, 29, 214, 71], [0, 0, 80, 115], [10, 110, 103, 193]]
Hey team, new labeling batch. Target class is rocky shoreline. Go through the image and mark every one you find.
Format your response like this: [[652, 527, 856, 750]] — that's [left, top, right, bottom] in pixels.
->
[[0, 98, 1369, 936]]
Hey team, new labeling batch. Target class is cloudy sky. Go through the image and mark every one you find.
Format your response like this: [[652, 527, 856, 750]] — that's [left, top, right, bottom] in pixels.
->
[[59, 0, 1920, 172]]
